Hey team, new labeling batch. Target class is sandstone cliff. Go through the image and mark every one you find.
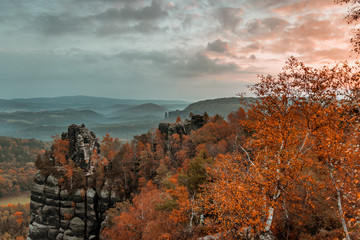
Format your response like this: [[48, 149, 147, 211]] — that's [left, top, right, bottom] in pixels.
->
[[28, 124, 118, 240]]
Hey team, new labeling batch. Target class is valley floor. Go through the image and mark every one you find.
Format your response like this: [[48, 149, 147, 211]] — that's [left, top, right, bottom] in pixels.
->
[[0, 192, 30, 206]]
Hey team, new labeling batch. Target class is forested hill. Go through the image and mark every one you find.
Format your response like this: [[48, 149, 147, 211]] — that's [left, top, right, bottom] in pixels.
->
[[0, 137, 49, 198], [0, 96, 189, 141], [167, 97, 255, 119], [0, 137, 49, 163]]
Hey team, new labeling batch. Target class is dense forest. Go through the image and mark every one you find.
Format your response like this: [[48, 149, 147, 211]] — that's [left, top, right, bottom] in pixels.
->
[[31, 58, 360, 239], [0, 137, 49, 198], [0, 203, 30, 240], [0, 137, 48, 239]]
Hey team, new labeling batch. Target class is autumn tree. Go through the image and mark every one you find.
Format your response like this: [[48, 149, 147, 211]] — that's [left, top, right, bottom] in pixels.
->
[[109, 142, 137, 199], [53, 137, 69, 166], [101, 134, 120, 164], [179, 151, 212, 196], [194, 116, 233, 157], [308, 61, 360, 240], [200, 57, 360, 239], [337, 0, 360, 52], [101, 181, 175, 240]]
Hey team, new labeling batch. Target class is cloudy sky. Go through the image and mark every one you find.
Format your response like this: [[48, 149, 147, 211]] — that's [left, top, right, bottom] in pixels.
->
[[0, 0, 355, 101]]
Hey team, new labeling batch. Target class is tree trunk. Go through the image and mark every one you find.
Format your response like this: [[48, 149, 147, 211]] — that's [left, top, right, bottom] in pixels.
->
[[264, 207, 274, 232], [329, 169, 351, 240], [336, 188, 351, 240]]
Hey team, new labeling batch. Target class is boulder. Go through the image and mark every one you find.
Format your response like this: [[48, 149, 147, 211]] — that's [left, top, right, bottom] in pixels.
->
[[28, 222, 48, 240], [69, 217, 85, 237]]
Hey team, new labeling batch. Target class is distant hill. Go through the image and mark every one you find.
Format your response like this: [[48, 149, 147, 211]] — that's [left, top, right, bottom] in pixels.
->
[[127, 103, 167, 112], [167, 97, 255, 119], [0, 96, 190, 141], [3, 96, 188, 111], [0, 96, 258, 141], [109, 103, 167, 120], [0, 109, 105, 126], [95, 104, 132, 114]]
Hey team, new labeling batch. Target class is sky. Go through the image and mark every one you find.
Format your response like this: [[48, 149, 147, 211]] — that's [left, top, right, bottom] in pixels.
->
[[0, 0, 356, 101]]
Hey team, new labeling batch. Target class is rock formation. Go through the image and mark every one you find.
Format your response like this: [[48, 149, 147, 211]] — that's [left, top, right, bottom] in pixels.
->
[[28, 116, 207, 240], [159, 114, 207, 137], [28, 124, 118, 240]]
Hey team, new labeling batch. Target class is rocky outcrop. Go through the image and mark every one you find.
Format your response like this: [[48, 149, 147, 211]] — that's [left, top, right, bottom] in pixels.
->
[[61, 124, 100, 171], [28, 118, 207, 240], [28, 124, 117, 240], [159, 114, 206, 137]]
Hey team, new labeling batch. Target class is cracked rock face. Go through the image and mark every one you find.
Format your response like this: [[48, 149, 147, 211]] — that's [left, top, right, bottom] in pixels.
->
[[159, 114, 206, 137], [61, 124, 100, 171], [27, 124, 117, 240]]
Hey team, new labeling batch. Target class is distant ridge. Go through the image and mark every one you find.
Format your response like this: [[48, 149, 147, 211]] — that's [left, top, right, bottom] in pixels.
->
[[0, 96, 190, 112], [11, 95, 189, 106], [126, 103, 167, 112], [0, 96, 190, 140], [166, 97, 254, 119]]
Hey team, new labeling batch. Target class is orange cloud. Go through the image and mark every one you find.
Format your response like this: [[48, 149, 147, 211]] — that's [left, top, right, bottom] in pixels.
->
[[273, 0, 337, 16]]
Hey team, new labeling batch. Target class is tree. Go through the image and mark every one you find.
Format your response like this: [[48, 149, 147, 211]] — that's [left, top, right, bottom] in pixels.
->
[[109, 142, 136, 199], [250, 57, 360, 240], [101, 134, 120, 163], [176, 116, 182, 123], [101, 181, 174, 240], [179, 151, 212, 196], [337, 0, 360, 53], [53, 138, 69, 166], [200, 57, 360, 239]]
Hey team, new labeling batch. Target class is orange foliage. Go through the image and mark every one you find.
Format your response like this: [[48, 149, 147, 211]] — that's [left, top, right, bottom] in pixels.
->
[[102, 181, 175, 240], [200, 57, 360, 238], [53, 137, 69, 165], [13, 211, 23, 217], [166, 175, 191, 225], [101, 134, 120, 162], [13, 211, 24, 226]]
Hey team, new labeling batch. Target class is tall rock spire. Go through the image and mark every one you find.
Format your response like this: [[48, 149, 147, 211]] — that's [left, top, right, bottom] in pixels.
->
[[28, 124, 114, 240]]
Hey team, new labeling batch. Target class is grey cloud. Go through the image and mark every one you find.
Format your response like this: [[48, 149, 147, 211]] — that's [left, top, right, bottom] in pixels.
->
[[247, 17, 289, 36], [207, 39, 229, 53], [32, 0, 168, 36], [133, 22, 167, 33], [208, 0, 240, 6], [176, 52, 238, 77], [115, 50, 239, 77], [96, 22, 166, 36], [107, 0, 137, 1], [93, 0, 168, 22], [182, 16, 193, 29], [215, 7, 243, 32], [34, 14, 89, 36], [263, 17, 289, 31], [116, 50, 173, 64], [240, 42, 261, 53]]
